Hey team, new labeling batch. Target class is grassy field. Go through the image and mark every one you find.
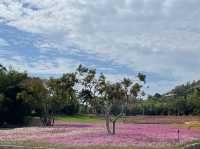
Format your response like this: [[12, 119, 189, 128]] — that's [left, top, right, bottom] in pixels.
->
[[55, 115, 200, 123], [55, 114, 104, 123], [124, 115, 200, 130], [56, 115, 200, 129], [124, 116, 200, 124]]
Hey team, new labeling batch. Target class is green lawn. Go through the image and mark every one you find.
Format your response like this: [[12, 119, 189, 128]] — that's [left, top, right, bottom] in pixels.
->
[[55, 114, 104, 123]]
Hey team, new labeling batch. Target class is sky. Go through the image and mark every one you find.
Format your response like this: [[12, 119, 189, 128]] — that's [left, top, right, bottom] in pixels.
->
[[0, 0, 200, 95]]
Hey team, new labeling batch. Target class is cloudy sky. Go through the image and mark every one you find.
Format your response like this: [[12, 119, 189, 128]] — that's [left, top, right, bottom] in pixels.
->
[[0, 0, 200, 95]]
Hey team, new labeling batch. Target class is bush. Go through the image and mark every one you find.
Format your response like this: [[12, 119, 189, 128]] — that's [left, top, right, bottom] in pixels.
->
[[61, 102, 79, 115]]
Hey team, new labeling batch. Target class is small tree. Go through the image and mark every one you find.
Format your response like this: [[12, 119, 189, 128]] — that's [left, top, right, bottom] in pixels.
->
[[77, 65, 146, 135], [96, 73, 145, 135], [76, 64, 97, 113]]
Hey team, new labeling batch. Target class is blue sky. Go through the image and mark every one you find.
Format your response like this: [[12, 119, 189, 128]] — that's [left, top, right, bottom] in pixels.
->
[[0, 0, 200, 95]]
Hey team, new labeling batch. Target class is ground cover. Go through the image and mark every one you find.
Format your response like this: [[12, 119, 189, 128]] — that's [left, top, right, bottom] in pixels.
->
[[125, 116, 200, 124], [55, 115, 104, 123], [1, 115, 200, 148]]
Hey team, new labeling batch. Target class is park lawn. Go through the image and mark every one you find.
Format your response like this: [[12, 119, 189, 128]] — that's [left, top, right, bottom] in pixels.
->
[[55, 115, 200, 124], [55, 114, 104, 123]]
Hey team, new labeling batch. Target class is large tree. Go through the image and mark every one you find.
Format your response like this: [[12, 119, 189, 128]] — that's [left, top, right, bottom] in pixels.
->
[[18, 72, 79, 126], [17, 77, 54, 126], [0, 66, 29, 125]]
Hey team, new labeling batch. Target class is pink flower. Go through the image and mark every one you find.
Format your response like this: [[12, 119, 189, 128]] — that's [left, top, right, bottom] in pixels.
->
[[1, 121, 200, 148]]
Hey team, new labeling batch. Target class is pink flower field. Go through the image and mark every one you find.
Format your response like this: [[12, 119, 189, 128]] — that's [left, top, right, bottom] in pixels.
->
[[0, 121, 200, 148]]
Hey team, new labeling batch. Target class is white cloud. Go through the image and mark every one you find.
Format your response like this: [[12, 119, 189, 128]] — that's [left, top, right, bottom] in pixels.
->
[[0, 0, 200, 93], [0, 55, 79, 75], [0, 38, 9, 47], [0, 55, 28, 71], [29, 57, 79, 74]]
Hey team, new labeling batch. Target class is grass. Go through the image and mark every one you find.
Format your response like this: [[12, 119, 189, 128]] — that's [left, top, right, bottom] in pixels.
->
[[55, 115, 200, 124], [55, 114, 104, 123], [173, 121, 200, 131], [125, 116, 200, 124], [0, 140, 187, 149], [0, 138, 198, 149]]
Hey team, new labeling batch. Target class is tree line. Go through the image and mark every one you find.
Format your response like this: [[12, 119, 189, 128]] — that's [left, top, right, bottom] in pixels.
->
[[1, 63, 200, 133], [128, 81, 200, 116], [0, 64, 145, 135], [0, 64, 79, 126]]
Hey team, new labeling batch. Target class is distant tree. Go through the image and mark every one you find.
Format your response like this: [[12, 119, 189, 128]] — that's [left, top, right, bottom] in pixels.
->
[[47, 73, 79, 115], [76, 64, 97, 113], [154, 93, 161, 98], [190, 88, 200, 114], [0, 64, 7, 72]]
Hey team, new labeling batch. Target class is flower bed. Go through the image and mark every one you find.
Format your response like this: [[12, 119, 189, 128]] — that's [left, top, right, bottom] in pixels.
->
[[0, 121, 200, 148]]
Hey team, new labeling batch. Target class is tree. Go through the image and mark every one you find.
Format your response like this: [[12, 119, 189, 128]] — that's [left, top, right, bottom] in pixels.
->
[[96, 73, 145, 135], [17, 77, 54, 126], [0, 65, 29, 125], [77, 64, 146, 135], [191, 88, 200, 114], [76, 64, 97, 113], [19, 73, 79, 126], [47, 73, 79, 115], [0, 64, 7, 72]]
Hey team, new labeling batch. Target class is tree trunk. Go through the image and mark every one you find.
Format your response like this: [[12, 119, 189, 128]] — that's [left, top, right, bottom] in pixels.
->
[[112, 121, 116, 135], [50, 112, 55, 126], [105, 111, 112, 134], [111, 105, 125, 135], [143, 107, 145, 115]]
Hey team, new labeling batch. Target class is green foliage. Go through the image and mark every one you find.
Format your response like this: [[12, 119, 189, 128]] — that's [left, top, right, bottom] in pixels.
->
[[0, 67, 30, 125], [0, 64, 146, 127], [61, 100, 80, 115], [137, 73, 146, 83], [76, 65, 97, 113], [18, 78, 48, 111], [3, 62, 200, 127], [0, 64, 80, 126], [127, 80, 200, 116], [131, 83, 141, 97], [47, 73, 79, 115], [76, 65, 146, 134]]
